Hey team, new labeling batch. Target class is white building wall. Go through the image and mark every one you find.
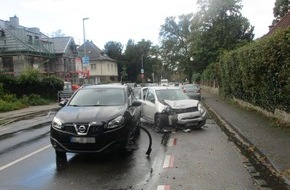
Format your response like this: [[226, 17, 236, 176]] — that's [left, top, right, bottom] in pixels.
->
[[90, 60, 118, 76]]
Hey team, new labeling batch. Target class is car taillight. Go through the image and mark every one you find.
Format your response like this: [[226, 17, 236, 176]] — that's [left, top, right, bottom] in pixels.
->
[[197, 89, 201, 93]]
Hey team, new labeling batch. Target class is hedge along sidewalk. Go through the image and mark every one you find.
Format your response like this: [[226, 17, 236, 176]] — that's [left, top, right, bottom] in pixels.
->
[[201, 85, 290, 127]]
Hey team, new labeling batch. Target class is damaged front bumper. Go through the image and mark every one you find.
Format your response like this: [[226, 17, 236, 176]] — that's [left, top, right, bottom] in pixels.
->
[[164, 110, 207, 128]]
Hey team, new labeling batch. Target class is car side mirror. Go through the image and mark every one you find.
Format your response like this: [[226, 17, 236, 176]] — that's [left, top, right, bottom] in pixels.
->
[[59, 99, 68, 107], [131, 100, 142, 107]]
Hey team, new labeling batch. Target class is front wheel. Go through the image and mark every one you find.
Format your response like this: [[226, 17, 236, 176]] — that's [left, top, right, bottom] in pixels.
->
[[154, 114, 163, 132]]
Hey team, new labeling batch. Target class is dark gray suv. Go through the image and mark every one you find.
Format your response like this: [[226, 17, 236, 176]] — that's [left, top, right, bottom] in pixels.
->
[[50, 84, 142, 164]]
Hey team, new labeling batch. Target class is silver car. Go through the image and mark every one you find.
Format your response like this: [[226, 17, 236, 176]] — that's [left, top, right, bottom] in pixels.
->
[[140, 86, 207, 130], [181, 84, 201, 100]]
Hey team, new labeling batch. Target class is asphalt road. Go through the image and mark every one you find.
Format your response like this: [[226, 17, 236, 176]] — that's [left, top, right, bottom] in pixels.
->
[[0, 112, 262, 190]]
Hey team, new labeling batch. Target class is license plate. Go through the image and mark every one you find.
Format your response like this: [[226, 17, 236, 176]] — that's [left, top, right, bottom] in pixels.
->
[[71, 137, 95, 143], [185, 122, 198, 127]]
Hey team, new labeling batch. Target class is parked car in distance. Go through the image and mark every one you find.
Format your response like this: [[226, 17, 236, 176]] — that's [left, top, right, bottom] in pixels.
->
[[160, 79, 169, 86], [146, 83, 159, 87], [50, 84, 142, 164], [181, 84, 201, 100], [57, 81, 74, 102], [140, 86, 207, 131]]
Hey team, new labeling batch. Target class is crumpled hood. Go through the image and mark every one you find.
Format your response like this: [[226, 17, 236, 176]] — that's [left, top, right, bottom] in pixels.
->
[[55, 105, 127, 123], [164, 99, 198, 109]]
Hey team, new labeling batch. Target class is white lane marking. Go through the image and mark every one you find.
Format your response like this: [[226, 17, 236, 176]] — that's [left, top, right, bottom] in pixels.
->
[[157, 185, 170, 190], [0, 144, 51, 171], [163, 155, 174, 168]]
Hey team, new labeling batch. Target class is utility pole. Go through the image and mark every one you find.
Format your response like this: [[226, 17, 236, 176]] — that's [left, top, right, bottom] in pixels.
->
[[82, 17, 89, 70]]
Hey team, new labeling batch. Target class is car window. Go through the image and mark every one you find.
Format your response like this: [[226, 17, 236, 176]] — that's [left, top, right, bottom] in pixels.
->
[[156, 89, 188, 101], [142, 88, 148, 100], [133, 87, 141, 99], [146, 89, 155, 103], [69, 88, 125, 106], [127, 87, 136, 105]]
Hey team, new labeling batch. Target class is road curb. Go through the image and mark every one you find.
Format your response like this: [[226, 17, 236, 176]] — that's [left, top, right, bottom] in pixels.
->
[[0, 107, 59, 126]]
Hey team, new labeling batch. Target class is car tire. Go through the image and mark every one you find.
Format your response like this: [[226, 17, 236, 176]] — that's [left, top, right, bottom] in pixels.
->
[[154, 114, 163, 131]]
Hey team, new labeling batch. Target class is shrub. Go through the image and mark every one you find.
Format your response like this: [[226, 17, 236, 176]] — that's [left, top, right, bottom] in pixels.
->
[[0, 99, 26, 112], [21, 94, 50, 106]]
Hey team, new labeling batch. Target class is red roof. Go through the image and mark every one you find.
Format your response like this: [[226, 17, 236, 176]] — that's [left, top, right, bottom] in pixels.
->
[[266, 11, 290, 36]]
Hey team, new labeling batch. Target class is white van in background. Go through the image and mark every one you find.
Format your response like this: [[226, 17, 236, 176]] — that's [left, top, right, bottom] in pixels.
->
[[160, 79, 169, 86]]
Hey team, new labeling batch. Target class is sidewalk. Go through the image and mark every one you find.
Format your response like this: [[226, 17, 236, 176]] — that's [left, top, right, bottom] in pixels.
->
[[202, 90, 290, 188], [0, 103, 60, 126]]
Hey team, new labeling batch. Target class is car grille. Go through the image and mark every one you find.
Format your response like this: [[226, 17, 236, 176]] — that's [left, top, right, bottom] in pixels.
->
[[62, 123, 104, 135], [173, 106, 198, 114]]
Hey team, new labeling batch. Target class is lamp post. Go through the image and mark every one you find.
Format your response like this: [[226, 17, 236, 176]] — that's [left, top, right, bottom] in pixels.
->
[[82, 17, 89, 84], [82, 17, 89, 58]]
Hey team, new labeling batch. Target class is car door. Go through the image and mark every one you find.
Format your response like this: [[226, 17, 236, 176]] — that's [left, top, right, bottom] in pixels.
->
[[141, 88, 157, 122]]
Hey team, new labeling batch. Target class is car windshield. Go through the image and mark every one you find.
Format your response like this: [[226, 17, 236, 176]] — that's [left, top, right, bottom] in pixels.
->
[[69, 88, 125, 106], [156, 89, 188, 101]]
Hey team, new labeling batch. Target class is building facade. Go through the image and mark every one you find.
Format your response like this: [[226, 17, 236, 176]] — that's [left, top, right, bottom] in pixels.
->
[[78, 41, 118, 84], [0, 16, 118, 85]]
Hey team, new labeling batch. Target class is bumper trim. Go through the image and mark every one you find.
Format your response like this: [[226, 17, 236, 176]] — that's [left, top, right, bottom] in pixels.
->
[[50, 136, 125, 153]]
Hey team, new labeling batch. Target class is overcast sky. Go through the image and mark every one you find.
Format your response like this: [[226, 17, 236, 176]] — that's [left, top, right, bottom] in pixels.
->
[[0, 0, 275, 49]]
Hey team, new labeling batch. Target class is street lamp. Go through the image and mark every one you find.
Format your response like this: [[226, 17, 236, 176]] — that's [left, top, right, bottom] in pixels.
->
[[82, 17, 89, 58]]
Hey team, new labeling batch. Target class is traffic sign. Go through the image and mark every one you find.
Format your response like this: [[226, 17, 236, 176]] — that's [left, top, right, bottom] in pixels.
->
[[82, 56, 89, 65]]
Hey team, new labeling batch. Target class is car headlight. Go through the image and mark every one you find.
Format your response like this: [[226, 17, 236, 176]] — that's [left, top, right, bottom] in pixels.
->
[[52, 117, 63, 129], [198, 103, 205, 113], [106, 116, 124, 129]]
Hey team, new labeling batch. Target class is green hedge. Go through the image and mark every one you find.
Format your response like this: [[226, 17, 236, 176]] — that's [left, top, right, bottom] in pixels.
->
[[218, 28, 290, 113], [0, 70, 64, 100]]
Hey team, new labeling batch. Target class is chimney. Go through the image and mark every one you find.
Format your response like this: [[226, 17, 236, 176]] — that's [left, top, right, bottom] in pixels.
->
[[9, 15, 19, 28]]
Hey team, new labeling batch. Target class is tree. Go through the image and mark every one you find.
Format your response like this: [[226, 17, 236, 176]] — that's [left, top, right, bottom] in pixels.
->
[[120, 64, 128, 83], [123, 39, 140, 82], [148, 45, 163, 83], [50, 29, 66, 37], [123, 39, 153, 83], [273, 0, 289, 19], [104, 41, 124, 81], [191, 0, 254, 72], [159, 14, 194, 82], [104, 41, 123, 60]]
